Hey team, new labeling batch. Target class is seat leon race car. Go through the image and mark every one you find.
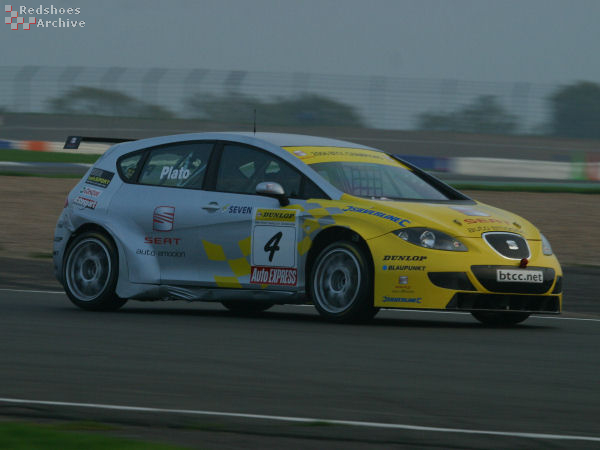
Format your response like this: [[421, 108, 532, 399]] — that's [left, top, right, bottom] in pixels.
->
[[53, 132, 562, 325]]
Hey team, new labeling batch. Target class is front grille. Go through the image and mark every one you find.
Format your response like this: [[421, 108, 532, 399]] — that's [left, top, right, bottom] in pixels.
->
[[446, 293, 560, 313], [471, 265, 555, 294], [483, 232, 529, 259]]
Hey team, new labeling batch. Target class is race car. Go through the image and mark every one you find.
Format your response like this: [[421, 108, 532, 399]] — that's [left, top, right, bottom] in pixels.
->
[[53, 132, 562, 325]]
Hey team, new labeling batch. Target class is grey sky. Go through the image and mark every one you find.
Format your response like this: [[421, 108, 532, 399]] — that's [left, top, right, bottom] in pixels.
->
[[3, 0, 600, 84]]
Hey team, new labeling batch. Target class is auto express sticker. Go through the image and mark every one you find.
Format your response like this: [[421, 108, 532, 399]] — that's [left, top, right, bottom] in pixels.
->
[[85, 168, 114, 188], [251, 209, 299, 285], [250, 266, 297, 286]]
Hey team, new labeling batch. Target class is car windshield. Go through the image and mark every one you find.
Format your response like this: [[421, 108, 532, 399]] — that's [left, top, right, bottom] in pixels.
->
[[311, 161, 450, 201]]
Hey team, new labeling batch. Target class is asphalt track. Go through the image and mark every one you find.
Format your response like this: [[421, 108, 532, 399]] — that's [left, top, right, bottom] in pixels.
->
[[0, 258, 599, 449]]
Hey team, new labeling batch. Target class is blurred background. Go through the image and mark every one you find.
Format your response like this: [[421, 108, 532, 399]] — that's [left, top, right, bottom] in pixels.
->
[[2, 3, 600, 448], [2, 0, 600, 148]]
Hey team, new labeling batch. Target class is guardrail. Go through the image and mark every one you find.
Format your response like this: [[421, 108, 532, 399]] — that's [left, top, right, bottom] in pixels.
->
[[397, 154, 600, 181], [1, 137, 599, 181]]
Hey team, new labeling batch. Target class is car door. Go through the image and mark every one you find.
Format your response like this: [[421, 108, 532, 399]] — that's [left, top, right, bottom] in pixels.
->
[[110, 141, 215, 285], [195, 142, 308, 290]]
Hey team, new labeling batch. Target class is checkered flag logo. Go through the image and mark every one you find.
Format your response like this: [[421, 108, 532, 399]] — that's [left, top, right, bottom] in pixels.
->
[[5, 5, 37, 30]]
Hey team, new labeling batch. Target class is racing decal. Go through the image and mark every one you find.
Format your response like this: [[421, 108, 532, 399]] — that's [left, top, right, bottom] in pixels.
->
[[383, 265, 426, 271], [497, 269, 543, 283], [383, 255, 427, 261], [80, 186, 101, 198], [160, 166, 190, 180], [250, 266, 297, 286], [221, 204, 253, 214], [73, 195, 97, 210], [464, 218, 511, 225], [136, 249, 186, 258], [450, 206, 489, 217], [139, 233, 184, 257], [283, 146, 401, 167], [466, 224, 520, 234], [144, 236, 182, 245], [382, 296, 422, 304], [255, 209, 297, 223], [251, 209, 298, 274], [85, 168, 114, 188], [343, 206, 410, 227], [153, 206, 175, 232]]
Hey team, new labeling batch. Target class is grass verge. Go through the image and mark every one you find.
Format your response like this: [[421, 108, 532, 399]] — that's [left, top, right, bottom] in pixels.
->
[[0, 171, 82, 178], [0, 421, 184, 449], [0, 149, 99, 164]]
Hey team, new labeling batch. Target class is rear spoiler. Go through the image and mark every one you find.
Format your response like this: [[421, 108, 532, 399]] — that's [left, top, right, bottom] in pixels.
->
[[64, 136, 134, 150]]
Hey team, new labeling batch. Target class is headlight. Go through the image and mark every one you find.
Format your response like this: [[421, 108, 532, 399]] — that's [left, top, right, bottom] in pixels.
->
[[541, 233, 553, 256], [394, 228, 467, 251]]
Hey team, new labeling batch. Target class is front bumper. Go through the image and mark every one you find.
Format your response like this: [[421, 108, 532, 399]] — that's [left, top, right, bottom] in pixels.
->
[[369, 233, 563, 313], [446, 292, 560, 313]]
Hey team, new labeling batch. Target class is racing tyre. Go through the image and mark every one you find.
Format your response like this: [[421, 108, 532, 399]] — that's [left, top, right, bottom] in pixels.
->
[[63, 231, 126, 311], [471, 311, 530, 326], [310, 241, 378, 323], [222, 301, 274, 315]]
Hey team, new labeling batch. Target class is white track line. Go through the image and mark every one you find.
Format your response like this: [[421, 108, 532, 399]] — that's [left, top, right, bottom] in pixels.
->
[[0, 397, 598, 443]]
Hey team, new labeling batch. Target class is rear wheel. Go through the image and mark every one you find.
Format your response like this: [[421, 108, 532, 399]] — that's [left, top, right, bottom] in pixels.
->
[[310, 241, 378, 323], [222, 301, 274, 315], [471, 311, 530, 326], [63, 231, 126, 311]]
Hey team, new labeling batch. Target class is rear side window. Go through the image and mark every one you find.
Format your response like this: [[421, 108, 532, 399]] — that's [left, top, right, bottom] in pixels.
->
[[118, 152, 143, 181], [138, 142, 213, 189]]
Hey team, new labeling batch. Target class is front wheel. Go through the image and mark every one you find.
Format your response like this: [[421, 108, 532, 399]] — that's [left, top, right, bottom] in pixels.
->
[[310, 241, 378, 323], [471, 311, 530, 326], [63, 231, 126, 311]]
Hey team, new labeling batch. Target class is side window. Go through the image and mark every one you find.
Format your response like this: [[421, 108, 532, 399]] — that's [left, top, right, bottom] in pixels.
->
[[138, 142, 213, 189], [302, 177, 327, 199], [118, 152, 143, 181], [215, 145, 303, 197]]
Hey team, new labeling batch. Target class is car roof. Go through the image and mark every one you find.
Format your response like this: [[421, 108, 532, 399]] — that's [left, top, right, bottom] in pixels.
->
[[106, 132, 377, 158], [225, 132, 377, 150]]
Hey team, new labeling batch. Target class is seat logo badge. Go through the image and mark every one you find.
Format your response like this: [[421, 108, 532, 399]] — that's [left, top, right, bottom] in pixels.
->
[[153, 206, 175, 232], [506, 240, 519, 250]]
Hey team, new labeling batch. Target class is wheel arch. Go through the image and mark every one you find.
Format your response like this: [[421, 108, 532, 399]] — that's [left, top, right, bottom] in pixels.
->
[[304, 226, 374, 300], [65, 223, 118, 259], [63, 222, 131, 296]]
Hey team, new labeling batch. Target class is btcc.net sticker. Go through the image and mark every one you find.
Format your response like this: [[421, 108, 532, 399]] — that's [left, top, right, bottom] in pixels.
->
[[496, 269, 543, 283]]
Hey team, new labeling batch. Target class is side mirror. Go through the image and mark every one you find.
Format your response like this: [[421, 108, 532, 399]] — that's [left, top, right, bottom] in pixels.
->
[[256, 181, 289, 206]]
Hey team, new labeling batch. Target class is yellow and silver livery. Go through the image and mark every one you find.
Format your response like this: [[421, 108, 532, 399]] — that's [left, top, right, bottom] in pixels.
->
[[53, 132, 562, 325]]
